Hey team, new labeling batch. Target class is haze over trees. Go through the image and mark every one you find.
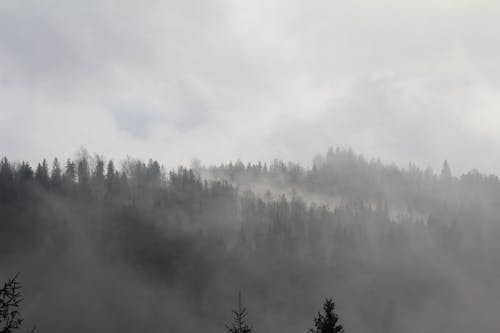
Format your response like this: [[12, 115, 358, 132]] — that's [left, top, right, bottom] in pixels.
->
[[1, 147, 500, 332]]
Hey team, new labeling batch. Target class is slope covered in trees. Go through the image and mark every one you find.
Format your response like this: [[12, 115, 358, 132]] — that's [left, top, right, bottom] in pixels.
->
[[0, 148, 499, 332]]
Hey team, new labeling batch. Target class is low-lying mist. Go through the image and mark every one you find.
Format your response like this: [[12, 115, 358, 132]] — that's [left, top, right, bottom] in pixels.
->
[[1, 148, 500, 332]]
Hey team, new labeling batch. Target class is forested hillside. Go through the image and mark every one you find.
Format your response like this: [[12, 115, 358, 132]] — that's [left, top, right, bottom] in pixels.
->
[[1, 148, 500, 332]]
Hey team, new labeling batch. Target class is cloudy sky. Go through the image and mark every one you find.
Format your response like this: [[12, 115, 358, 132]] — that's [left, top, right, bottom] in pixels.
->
[[1, 0, 499, 174]]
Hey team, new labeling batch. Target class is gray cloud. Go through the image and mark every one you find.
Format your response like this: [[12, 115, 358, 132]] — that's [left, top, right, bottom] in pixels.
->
[[1, 0, 500, 173]]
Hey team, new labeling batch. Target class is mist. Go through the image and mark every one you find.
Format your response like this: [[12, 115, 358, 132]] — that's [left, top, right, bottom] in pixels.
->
[[2, 1, 500, 332], [0, 148, 499, 332]]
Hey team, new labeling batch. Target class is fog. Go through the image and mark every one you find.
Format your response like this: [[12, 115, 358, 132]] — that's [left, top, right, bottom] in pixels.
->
[[2, 1, 500, 332], [1, 149, 500, 332], [2, 1, 500, 173]]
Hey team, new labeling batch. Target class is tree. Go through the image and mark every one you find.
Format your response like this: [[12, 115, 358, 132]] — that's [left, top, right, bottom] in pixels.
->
[[440, 160, 452, 180], [105, 160, 116, 193], [92, 156, 105, 198], [63, 159, 76, 185], [77, 157, 90, 191], [17, 163, 34, 184], [35, 160, 49, 187], [0, 274, 34, 333], [50, 158, 62, 188], [146, 160, 161, 187], [0, 158, 13, 183], [308, 298, 344, 333], [0, 158, 15, 201], [226, 293, 252, 333], [93, 157, 105, 185]]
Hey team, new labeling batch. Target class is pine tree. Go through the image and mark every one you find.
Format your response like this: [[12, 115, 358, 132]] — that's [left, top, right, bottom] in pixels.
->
[[93, 158, 105, 184], [226, 293, 252, 333], [50, 158, 62, 188], [17, 162, 34, 183], [105, 160, 116, 193], [77, 157, 90, 191], [0, 274, 25, 333], [63, 159, 76, 184], [0, 158, 15, 201], [308, 298, 344, 333], [35, 159, 50, 187], [440, 160, 452, 180], [91, 157, 106, 198]]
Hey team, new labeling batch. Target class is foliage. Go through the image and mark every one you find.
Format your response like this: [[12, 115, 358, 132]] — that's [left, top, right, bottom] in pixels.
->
[[0, 274, 33, 333], [308, 298, 344, 333], [226, 293, 252, 333]]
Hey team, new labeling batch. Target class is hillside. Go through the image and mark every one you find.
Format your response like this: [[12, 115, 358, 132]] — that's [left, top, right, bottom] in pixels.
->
[[1, 149, 499, 332]]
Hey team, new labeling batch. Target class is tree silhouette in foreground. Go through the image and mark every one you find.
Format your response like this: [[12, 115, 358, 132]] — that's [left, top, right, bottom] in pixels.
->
[[226, 293, 252, 333], [308, 298, 344, 333], [0, 274, 34, 333]]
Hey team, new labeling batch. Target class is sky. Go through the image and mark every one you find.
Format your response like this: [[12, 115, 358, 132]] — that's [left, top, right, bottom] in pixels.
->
[[1, 0, 500, 175]]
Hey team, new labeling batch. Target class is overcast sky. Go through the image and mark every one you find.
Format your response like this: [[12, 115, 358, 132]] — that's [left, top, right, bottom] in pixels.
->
[[1, 0, 500, 174]]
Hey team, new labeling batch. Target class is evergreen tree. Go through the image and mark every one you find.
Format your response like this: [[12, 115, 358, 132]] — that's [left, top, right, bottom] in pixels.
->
[[17, 162, 34, 183], [308, 298, 344, 333], [105, 160, 116, 193], [226, 293, 252, 333], [93, 158, 105, 184], [92, 157, 106, 198], [146, 160, 161, 187], [0, 275, 35, 333], [0, 274, 24, 333], [77, 157, 90, 191], [440, 160, 452, 180], [63, 159, 76, 184], [50, 158, 62, 188], [0, 158, 13, 182], [35, 159, 50, 187], [0, 158, 15, 201]]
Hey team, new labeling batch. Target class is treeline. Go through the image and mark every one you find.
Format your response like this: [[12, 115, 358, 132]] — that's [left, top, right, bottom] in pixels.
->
[[1, 149, 499, 332], [206, 147, 500, 214], [0, 154, 226, 201]]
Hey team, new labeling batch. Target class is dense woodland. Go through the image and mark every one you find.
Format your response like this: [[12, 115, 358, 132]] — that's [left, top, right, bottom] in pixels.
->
[[1, 148, 500, 332]]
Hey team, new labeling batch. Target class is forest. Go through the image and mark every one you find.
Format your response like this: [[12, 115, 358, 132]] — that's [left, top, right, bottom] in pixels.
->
[[1, 147, 500, 332]]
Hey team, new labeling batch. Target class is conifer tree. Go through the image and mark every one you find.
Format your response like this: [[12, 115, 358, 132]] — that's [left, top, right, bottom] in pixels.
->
[[50, 158, 62, 188], [77, 157, 90, 190], [91, 157, 105, 198], [63, 159, 76, 184], [0, 274, 35, 333], [35, 159, 49, 187], [308, 298, 344, 333], [0, 158, 14, 201], [226, 293, 252, 333], [440, 160, 452, 180], [0, 276, 22, 333], [17, 162, 34, 183], [105, 160, 117, 194]]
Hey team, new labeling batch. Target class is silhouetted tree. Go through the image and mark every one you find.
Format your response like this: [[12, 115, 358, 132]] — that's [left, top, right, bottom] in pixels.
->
[[308, 298, 344, 333], [50, 158, 62, 188], [105, 160, 116, 193], [93, 157, 105, 183], [17, 163, 34, 184], [226, 293, 252, 333], [440, 160, 452, 180], [92, 156, 105, 198], [0, 274, 34, 333], [35, 160, 49, 188], [77, 157, 90, 192], [63, 159, 76, 185], [0, 158, 15, 201]]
